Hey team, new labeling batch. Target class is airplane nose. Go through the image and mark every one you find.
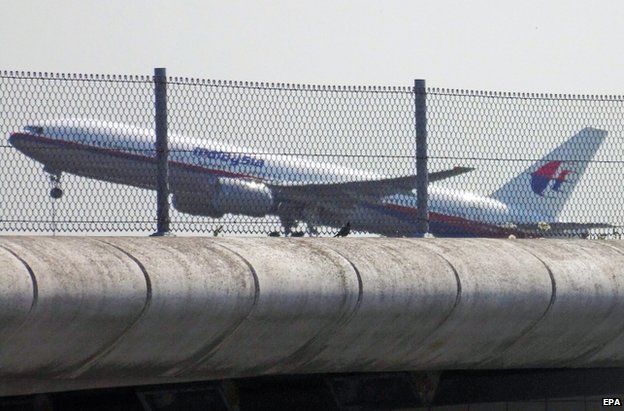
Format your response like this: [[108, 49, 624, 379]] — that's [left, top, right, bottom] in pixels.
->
[[8, 133, 21, 147], [7, 132, 28, 151]]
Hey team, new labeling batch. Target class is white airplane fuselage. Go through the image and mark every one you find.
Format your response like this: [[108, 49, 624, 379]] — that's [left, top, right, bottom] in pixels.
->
[[8, 119, 541, 237]]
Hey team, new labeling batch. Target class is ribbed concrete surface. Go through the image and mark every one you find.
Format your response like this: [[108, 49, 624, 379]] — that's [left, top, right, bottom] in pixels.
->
[[1, 237, 623, 396]]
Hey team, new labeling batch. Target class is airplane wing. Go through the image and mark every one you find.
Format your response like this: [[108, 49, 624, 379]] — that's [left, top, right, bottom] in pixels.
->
[[271, 166, 474, 205]]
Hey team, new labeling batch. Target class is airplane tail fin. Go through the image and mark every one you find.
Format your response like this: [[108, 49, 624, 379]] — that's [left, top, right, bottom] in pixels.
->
[[490, 127, 607, 222]]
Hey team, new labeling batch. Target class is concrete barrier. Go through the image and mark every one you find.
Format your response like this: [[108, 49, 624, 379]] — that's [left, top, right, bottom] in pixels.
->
[[1, 237, 623, 396]]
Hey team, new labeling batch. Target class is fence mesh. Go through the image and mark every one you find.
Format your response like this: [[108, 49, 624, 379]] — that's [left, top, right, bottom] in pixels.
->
[[1, 71, 623, 237]]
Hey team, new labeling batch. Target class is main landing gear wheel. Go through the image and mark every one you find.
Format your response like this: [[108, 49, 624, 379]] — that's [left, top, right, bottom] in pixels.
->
[[279, 215, 296, 237], [306, 224, 319, 237]]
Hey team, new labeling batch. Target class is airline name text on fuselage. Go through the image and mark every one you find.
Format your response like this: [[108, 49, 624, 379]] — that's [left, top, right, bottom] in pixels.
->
[[193, 147, 265, 168]]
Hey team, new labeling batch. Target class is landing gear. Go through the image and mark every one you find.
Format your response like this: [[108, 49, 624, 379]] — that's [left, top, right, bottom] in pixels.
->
[[279, 220, 318, 237], [281, 217, 296, 237], [50, 187, 63, 199], [45, 170, 62, 235], [278, 216, 308, 237], [277, 203, 297, 237], [302, 206, 320, 237], [306, 224, 319, 237], [48, 173, 63, 199], [277, 203, 321, 237]]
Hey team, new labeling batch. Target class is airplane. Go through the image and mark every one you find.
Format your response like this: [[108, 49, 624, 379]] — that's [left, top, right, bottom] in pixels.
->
[[7, 118, 609, 237]]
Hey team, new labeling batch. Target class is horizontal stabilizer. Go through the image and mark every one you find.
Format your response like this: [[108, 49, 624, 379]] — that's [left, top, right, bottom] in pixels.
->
[[516, 222, 613, 231]]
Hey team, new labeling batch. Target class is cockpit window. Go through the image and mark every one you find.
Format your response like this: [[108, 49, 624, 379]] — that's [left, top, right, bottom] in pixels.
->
[[24, 125, 44, 135]]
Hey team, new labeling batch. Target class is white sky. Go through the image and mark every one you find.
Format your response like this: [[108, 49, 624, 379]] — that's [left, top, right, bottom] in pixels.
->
[[1, 0, 623, 94]]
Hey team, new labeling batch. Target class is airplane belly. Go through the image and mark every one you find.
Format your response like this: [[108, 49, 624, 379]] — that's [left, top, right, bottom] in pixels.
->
[[58, 151, 209, 193], [342, 202, 515, 238], [67, 151, 157, 189], [10, 133, 207, 192]]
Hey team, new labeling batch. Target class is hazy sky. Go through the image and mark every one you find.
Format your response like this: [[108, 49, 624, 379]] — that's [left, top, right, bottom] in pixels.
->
[[1, 0, 623, 94]]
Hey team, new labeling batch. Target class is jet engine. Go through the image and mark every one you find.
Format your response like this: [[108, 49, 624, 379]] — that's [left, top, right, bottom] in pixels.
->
[[172, 178, 275, 218]]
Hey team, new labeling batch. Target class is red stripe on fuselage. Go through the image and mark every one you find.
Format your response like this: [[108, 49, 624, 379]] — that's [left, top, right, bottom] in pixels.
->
[[383, 203, 520, 237], [9, 132, 262, 181]]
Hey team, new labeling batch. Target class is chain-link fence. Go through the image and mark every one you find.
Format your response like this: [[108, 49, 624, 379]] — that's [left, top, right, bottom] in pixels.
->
[[1, 70, 623, 237]]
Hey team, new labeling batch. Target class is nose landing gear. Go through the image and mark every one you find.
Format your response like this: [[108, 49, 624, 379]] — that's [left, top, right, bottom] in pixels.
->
[[48, 173, 63, 199], [44, 170, 63, 235]]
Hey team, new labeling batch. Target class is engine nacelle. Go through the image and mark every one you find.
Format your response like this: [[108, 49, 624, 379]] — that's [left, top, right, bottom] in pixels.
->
[[173, 178, 275, 218], [212, 178, 275, 217]]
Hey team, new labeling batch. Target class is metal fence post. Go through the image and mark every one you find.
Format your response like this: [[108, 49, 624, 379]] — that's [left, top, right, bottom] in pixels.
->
[[152, 67, 171, 236], [414, 79, 429, 236]]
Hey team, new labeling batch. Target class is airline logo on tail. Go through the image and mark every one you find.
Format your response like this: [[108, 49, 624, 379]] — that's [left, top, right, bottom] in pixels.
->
[[530, 161, 574, 196]]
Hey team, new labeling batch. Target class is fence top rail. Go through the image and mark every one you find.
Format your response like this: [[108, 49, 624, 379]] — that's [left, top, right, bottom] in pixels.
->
[[0, 70, 412, 93], [0, 71, 152, 84], [4, 69, 624, 100], [427, 88, 624, 101]]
